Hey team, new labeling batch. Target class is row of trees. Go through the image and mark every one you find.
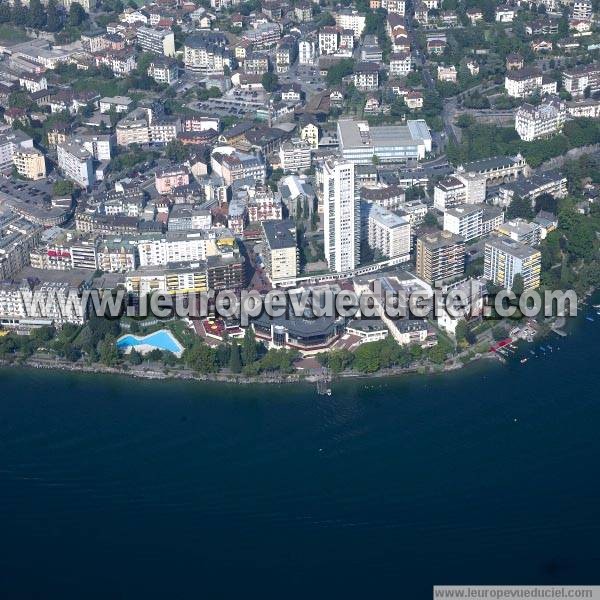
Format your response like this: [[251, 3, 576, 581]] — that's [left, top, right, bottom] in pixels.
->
[[0, 0, 86, 32], [317, 335, 454, 375]]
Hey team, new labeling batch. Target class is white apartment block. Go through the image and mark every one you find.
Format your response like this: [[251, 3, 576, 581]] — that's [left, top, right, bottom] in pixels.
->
[[363, 203, 411, 260], [335, 10, 366, 37], [13, 148, 46, 180], [319, 27, 339, 55], [515, 99, 566, 141], [434, 176, 466, 211], [389, 52, 412, 76], [279, 138, 312, 173], [262, 220, 298, 283], [136, 26, 176, 57], [505, 68, 557, 98], [299, 40, 317, 65], [444, 204, 484, 242], [57, 141, 94, 188], [137, 232, 217, 267], [562, 64, 600, 98], [322, 159, 360, 273]]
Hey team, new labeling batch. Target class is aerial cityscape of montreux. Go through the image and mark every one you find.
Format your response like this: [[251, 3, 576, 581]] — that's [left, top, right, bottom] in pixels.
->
[[2, 0, 600, 596]]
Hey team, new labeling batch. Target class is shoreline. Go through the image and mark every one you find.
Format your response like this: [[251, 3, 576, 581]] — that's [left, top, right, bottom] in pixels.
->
[[1, 293, 592, 388], [0, 346, 501, 387]]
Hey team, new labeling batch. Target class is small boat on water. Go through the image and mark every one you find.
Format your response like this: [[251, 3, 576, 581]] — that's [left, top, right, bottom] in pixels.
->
[[593, 304, 600, 308], [586, 316, 595, 322], [520, 358, 528, 364], [530, 350, 536, 356], [539, 346, 546, 352]]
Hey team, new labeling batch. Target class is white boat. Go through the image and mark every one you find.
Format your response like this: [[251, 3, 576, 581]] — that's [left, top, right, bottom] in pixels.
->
[[520, 358, 528, 364]]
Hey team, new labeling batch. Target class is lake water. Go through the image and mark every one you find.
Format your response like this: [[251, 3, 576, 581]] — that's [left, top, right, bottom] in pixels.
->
[[1, 308, 599, 598]]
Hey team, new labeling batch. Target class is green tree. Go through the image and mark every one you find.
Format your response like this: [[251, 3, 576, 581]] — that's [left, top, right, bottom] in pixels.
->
[[241, 327, 258, 365], [99, 336, 119, 367], [46, 0, 62, 31], [28, 0, 46, 28], [506, 195, 533, 220], [229, 341, 242, 373], [53, 180, 74, 197], [261, 72, 279, 92], [68, 2, 87, 27], [165, 139, 189, 162], [326, 58, 355, 86], [129, 349, 143, 365]]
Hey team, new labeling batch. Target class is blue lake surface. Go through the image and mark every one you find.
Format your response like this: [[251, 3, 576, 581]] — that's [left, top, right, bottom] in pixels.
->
[[1, 308, 600, 598], [116, 329, 183, 354]]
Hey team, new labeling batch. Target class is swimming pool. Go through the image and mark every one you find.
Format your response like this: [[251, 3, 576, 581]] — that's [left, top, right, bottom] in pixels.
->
[[116, 330, 185, 357]]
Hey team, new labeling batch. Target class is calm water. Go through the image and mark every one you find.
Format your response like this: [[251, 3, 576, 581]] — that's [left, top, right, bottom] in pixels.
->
[[1, 309, 600, 599]]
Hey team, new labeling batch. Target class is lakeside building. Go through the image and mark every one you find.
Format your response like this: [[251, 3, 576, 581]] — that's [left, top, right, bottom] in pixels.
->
[[261, 220, 299, 284], [252, 310, 345, 353], [0, 280, 86, 330], [337, 118, 432, 164], [322, 158, 360, 273], [515, 99, 566, 141], [484, 235, 541, 291], [415, 230, 465, 284]]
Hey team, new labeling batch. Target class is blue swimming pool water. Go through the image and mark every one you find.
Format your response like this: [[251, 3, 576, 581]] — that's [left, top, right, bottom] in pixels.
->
[[116, 330, 183, 354]]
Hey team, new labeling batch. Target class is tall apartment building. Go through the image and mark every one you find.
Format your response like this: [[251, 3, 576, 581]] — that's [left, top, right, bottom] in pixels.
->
[[147, 57, 178, 84], [433, 176, 466, 211], [298, 40, 316, 65], [322, 159, 360, 273], [57, 141, 94, 188], [362, 203, 411, 260], [562, 64, 600, 98], [415, 230, 465, 284], [13, 148, 46, 180], [116, 108, 179, 146], [262, 220, 299, 284], [136, 26, 176, 57], [279, 138, 312, 173], [484, 235, 541, 291], [515, 99, 566, 141]]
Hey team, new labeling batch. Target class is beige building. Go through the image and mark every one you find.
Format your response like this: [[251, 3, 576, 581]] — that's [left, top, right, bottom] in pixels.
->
[[262, 220, 298, 285], [13, 148, 46, 180], [416, 230, 465, 284]]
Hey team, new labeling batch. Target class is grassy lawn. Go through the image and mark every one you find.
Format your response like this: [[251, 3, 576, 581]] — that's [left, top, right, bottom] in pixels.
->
[[0, 25, 29, 44]]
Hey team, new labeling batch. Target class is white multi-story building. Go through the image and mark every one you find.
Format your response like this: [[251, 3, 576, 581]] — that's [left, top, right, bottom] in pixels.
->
[[562, 64, 600, 98], [183, 33, 231, 75], [389, 52, 412, 76], [136, 26, 176, 57], [0, 130, 34, 171], [318, 27, 339, 55], [505, 67, 557, 98], [443, 204, 484, 242], [298, 40, 317, 65], [363, 203, 411, 260], [137, 232, 217, 267], [515, 98, 566, 141], [572, 0, 592, 20], [434, 176, 466, 211], [322, 159, 360, 273], [484, 235, 541, 291], [279, 138, 312, 173], [262, 220, 298, 284], [57, 141, 94, 188], [335, 9, 366, 37], [147, 58, 178, 84]]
